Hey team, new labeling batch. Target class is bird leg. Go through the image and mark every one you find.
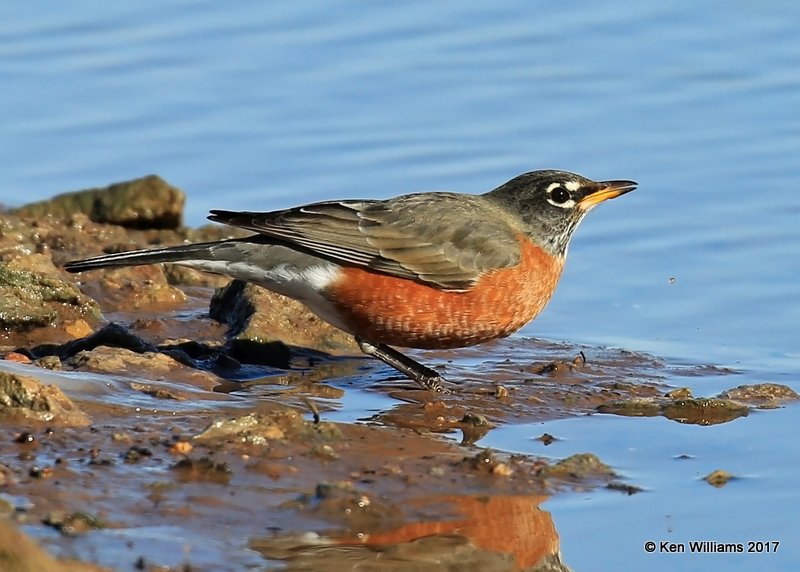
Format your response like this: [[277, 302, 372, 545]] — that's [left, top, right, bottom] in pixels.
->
[[356, 339, 449, 393]]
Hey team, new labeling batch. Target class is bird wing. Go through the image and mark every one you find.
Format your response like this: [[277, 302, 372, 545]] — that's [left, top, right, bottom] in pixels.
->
[[208, 193, 522, 291]]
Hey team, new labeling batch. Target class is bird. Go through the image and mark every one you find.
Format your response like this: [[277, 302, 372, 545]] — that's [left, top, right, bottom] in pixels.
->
[[64, 170, 636, 392]]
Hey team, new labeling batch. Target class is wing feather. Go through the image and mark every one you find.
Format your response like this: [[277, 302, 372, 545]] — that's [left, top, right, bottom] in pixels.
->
[[208, 193, 522, 290]]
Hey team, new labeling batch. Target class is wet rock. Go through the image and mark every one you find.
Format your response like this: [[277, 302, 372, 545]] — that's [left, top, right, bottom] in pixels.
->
[[195, 408, 343, 447], [459, 412, 493, 445], [529, 352, 586, 376], [704, 469, 734, 488], [0, 211, 122, 264], [0, 262, 99, 334], [41, 322, 155, 359], [209, 280, 359, 360], [196, 412, 287, 444], [10, 175, 185, 229], [4, 352, 31, 364], [662, 398, 749, 425], [597, 392, 750, 425], [535, 433, 556, 445], [0, 370, 90, 427], [460, 412, 491, 427], [29, 324, 222, 387], [0, 212, 186, 316], [2, 250, 63, 276], [540, 453, 616, 481], [33, 356, 62, 370], [717, 383, 799, 408], [69, 345, 219, 388], [69, 262, 187, 311], [70, 346, 178, 374], [43, 511, 106, 536], [665, 387, 693, 399], [162, 263, 232, 288]]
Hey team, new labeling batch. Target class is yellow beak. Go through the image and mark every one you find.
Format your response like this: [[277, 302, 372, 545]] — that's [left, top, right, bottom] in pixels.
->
[[578, 180, 637, 210]]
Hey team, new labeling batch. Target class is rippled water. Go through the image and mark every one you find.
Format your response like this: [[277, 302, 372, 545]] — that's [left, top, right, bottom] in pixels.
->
[[2, 2, 799, 570]]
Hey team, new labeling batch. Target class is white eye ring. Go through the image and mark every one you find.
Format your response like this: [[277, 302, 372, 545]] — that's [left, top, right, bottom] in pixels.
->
[[546, 182, 576, 209]]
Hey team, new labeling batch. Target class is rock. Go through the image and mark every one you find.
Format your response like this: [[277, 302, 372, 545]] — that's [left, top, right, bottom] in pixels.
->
[[662, 398, 749, 425], [0, 262, 99, 335], [68, 263, 187, 311], [33, 356, 62, 370], [67, 345, 219, 388], [63, 319, 93, 338], [44, 322, 157, 359], [704, 469, 734, 487], [209, 280, 358, 362], [43, 511, 105, 537], [194, 408, 341, 445], [10, 175, 185, 229], [540, 453, 616, 481], [4, 352, 31, 364], [529, 352, 586, 375], [162, 264, 231, 288], [69, 346, 181, 374], [717, 383, 799, 407], [0, 370, 90, 427], [458, 412, 493, 445], [196, 413, 286, 444], [598, 393, 750, 426], [665, 387, 693, 399]]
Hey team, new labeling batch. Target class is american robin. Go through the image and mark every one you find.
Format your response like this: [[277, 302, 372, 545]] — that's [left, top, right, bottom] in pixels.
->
[[65, 170, 635, 391]]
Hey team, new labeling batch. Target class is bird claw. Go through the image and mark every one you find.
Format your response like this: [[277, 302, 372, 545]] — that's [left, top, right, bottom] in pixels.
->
[[414, 374, 452, 394]]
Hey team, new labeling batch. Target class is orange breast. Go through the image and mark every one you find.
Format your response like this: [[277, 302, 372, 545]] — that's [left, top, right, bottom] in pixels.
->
[[325, 235, 564, 349]]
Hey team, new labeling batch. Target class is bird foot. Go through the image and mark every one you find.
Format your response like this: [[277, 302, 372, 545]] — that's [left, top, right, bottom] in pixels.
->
[[356, 339, 453, 393]]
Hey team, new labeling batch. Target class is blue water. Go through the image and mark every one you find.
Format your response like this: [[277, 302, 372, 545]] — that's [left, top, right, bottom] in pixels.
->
[[481, 407, 800, 571], [2, 2, 799, 569]]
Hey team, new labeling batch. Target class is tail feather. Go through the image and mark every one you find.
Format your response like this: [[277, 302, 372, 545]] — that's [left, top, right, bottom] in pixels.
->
[[64, 240, 234, 273]]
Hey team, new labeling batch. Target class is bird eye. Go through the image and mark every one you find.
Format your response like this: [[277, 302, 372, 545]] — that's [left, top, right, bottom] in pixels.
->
[[549, 186, 571, 204]]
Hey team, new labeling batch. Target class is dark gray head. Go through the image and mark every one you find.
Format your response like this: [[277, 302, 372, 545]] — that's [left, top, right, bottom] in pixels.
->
[[484, 169, 637, 257]]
